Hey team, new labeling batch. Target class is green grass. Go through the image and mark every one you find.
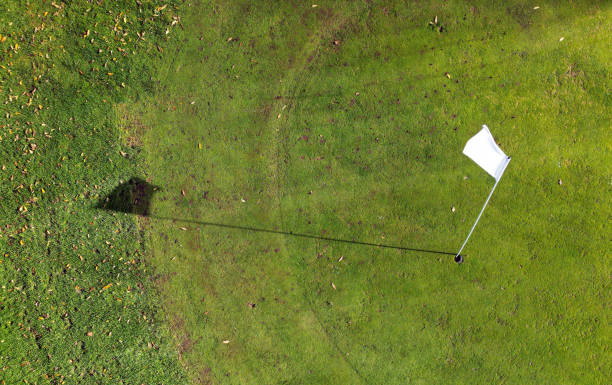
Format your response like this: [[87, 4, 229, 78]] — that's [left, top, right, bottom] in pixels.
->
[[2, 0, 610, 384], [0, 1, 185, 383], [136, 1, 611, 384]]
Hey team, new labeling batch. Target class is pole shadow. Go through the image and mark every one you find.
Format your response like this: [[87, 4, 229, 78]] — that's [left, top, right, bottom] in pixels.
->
[[149, 215, 455, 256], [95, 178, 455, 256]]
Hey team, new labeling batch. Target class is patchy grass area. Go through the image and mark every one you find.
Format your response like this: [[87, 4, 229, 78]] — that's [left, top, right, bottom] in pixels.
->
[[0, 1, 185, 383], [137, 0, 610, 384]]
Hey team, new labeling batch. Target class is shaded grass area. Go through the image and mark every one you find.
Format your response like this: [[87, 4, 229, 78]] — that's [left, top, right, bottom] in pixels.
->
[[0, 1, 185, 383], [139, 0, 609, 384]]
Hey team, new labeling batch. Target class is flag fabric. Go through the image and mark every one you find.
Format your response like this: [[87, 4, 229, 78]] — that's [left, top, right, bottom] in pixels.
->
[[463, 125, 509, 181]]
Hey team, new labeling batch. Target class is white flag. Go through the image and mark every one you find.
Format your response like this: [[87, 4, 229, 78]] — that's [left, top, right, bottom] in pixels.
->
[[463, 125, 509, 181]]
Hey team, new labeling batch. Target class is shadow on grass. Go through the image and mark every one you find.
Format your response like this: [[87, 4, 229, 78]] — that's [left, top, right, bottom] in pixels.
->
[[150, 215, 456, 256], [95, 177, 159, 216], [96, 179, 455, 256]]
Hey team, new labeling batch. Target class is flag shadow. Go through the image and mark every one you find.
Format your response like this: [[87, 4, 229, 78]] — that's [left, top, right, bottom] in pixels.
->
[[95, 177, 160, 216], [95, 179, 455, 256]]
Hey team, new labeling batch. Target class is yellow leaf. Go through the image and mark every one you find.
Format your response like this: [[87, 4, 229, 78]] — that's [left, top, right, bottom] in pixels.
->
[[198, 143, 202, 149], [102, 283, 112, 290], [19, 239, 24, 246]]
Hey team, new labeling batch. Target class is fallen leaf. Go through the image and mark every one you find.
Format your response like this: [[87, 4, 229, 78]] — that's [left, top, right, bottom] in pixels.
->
[[533, 6, 540, 10], [179, 227, 187, 231], [331, 282, 336, 290], [222, 340, 230, 344], [559, 37, 564, 42]]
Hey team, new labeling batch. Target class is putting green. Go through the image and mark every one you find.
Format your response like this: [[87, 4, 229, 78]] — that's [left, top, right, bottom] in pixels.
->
[[130, 1, 609, 384]]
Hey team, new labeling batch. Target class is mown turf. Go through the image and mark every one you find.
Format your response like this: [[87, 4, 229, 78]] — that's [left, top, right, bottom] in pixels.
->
[[0, 1, 185, 383], [133, 1, 611, 384], [3, 0, 609, 384]]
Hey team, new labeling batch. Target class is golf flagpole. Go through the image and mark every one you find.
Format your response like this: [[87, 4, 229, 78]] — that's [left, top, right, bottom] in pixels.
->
[[455, 125, 511, 263], [455, 156, 510, 262]]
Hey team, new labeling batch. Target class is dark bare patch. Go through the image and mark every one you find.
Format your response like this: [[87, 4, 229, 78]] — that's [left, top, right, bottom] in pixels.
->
[[564, 63, 584, 79], [171, 315, 185, 330], [256, 103, 273, 120], [153, 271, 177, 287], [314, 6, 335, 25], [506, 5, 533, 29], [171, 315, 194, 357], [198, 367, 212, 385], [115, 103, 148, 148], [178, 334, 193, 355], [186, 231, 201, 252]]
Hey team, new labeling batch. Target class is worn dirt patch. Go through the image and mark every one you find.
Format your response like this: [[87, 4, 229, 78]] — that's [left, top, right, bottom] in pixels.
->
[[198, 367, 212, 385], [153, 271, 177, 288], [170, 315, 194, 358], [115, 103, 148, 148], [506, 4, 533, 29]]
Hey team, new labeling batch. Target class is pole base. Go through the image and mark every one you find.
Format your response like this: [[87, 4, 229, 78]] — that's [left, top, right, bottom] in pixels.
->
[[454, 254, 464, 264]]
